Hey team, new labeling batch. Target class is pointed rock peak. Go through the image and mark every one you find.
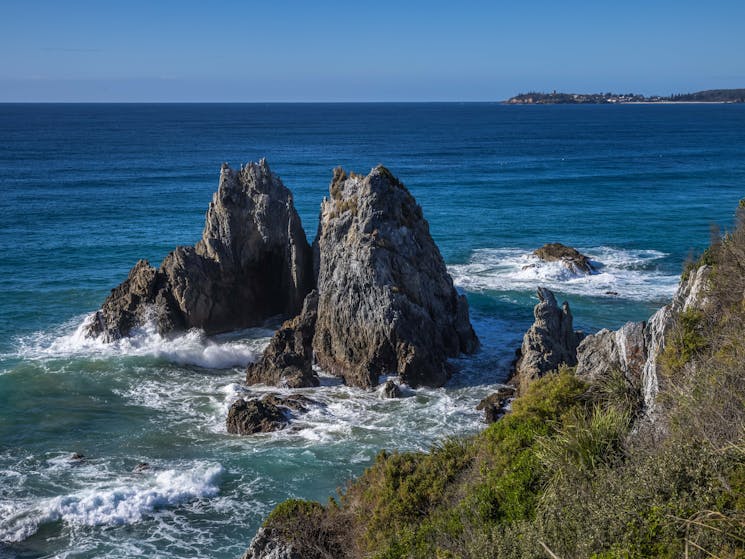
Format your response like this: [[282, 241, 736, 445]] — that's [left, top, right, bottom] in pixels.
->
[[87, 159, 313, 341], [537, 287, 558, 306]]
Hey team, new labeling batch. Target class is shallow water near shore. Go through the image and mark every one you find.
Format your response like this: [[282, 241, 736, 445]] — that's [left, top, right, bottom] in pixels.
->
[[1, 103, 745, 558]]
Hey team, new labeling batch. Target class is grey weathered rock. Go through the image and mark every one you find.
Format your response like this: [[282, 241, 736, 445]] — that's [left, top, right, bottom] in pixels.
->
[[312, 166, 479, 389], [512, 287, 583, 393], [381, 380, 402, 398], [245, 291, 320, 388], [241, 527, 300, 559], [534, 243, 595, 274], [87, 160, 313, 341], [576, 265, 711, 417]]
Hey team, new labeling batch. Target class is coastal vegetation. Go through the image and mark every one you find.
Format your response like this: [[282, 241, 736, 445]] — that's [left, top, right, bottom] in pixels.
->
[[253, 202, 745, 558], [506, 88, 745, 104]]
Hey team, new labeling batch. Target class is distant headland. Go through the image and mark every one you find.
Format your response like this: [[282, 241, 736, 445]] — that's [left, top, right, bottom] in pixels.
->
[[505, 88, 745, 104]]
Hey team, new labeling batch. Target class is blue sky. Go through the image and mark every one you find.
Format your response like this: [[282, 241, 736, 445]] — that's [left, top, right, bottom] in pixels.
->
[[1, 0, 744, 101]]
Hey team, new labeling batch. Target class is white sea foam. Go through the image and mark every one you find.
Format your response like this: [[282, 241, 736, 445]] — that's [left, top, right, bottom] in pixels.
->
[[12, 314, 271, 369], [448, 246, 679, 301], [0, 463, 223, 543]]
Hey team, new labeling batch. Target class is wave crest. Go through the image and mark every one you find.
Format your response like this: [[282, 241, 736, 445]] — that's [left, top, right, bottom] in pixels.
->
[[449, 246, 679, 301]]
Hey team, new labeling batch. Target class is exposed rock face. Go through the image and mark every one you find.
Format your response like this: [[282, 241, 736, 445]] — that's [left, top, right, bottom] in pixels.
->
[[512, 287, 583, 393], [241, 527, 300, 559], [311, 166, 479, 388], [534, 243, 595, 274], [226, 393, 320, 435], [245, 291, 320, 388], [87, 160, 313, 341], [576, 265, 711, 416]]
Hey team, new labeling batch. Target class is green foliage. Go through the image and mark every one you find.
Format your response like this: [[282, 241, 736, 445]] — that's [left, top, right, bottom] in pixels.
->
[[659, 308, 707, 373], [264, 498, 324, 528]]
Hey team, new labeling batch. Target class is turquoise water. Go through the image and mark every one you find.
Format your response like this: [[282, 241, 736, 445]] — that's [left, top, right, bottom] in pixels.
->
[[1, 103, 745, 558]]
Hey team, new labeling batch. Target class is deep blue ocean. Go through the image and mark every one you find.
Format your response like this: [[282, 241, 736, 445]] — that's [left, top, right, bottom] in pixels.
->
[[1, 103, 744, 558]]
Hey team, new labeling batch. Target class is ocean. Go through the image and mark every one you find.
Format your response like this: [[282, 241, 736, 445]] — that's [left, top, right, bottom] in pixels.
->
[[1, 103, 744, 558]]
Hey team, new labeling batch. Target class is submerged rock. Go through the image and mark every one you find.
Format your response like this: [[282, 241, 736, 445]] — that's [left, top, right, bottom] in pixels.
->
[[245, 291, 320, 388], [87, 159, 313, 341], [312, 166, 479, 389], [512, 287, 583, 393], [533, 243, 595, 274]]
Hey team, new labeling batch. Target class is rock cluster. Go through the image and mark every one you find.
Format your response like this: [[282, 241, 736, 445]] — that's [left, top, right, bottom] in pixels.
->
[[533, 243, 595, 274], [86, 160, 313, 341], [89, 160, 478, 390], [511, 287, 583, 393], [246, 166, 479, 390]]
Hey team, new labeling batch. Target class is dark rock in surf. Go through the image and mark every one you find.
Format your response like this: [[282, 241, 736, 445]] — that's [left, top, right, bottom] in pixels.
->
[[226, 393, 322, 435], [86, 159, 313, 341], [381, 380, 402, 398], [476, 387, 515, 423], [534, 243, 595, 274], [245, 291, 320, 388], [311, 166, 479, 389]]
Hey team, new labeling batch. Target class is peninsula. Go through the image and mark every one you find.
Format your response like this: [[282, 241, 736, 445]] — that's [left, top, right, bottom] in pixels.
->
[[506, 88, 745, 104]]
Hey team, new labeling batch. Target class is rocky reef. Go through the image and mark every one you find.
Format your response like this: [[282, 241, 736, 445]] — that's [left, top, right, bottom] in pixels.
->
[[246, 165, 479, 390], [533, 242, 595, 274], [86, 160, 313, 341], [511, 287, 583, 393]]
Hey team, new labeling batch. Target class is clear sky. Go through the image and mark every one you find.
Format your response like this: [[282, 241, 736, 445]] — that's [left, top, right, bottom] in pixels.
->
[[1, 0, 744, 102]]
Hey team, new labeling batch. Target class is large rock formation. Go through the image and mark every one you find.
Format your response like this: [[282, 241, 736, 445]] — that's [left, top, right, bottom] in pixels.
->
[[576, 265, 711, 416], [512, 287, 583, 393], [244, 166, 478, 390], [311, 166, 478, 388], [86, 160, 313, 341], [533, 243, 595, 274]]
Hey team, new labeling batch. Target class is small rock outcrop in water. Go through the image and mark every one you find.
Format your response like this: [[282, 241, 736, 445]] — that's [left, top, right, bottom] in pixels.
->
[[226, 393, 319, 435], [86, 160, 313, 341], [245, 291, 320, 388], [312, 166, 479, 388], [476, 386, 515, 423], [381, 380, 402, 398], [576, 264, 711, 417], [533, 243, 595, 274], [512, 287, 583, 393]]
